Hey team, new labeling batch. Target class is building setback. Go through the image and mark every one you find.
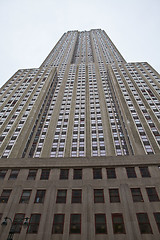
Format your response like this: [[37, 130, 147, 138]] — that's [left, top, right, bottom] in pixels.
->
[[0, 29, 160, 240]]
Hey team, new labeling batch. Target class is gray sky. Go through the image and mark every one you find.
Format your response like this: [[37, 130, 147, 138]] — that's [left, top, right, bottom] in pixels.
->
[[0, 0, 160, 87]]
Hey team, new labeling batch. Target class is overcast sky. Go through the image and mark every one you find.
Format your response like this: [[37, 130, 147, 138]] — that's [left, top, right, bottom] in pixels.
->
[[0, 0, 160, 87]]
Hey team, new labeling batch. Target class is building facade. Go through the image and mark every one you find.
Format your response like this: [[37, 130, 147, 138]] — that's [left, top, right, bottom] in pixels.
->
[[0, 29, 160, 239]]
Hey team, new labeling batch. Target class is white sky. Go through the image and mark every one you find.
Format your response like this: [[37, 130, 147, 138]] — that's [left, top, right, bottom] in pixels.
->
[[0, 0, 160, 87]]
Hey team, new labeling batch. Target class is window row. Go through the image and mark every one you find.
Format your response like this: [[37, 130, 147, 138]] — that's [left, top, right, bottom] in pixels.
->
[[0, 166, 154, 180], [2, 212, 159, 234], [0, 187, 159, 204]]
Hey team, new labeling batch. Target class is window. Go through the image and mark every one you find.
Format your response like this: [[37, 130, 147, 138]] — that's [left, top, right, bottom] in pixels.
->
[[70, 214, 81, 234], [56, 190, 67, 203], [131, 188, 143, 202], [126, 167, 137, 178], [0, 169, 7, 179], [154, 212, 160, 233], [72, 189, 82, 203], [52, 214, 65, 234], [109, 189, 120, 203], [139, 167, 150, 177], [20, 190, 31, 203], [40, 169, 50, 180], [73, 169, 82, 179], [60, 169, 69, 179], [146, 187, 159, 202], [9, 169, 19, 179], [27, 169, 37, 180], [12, 213, 25, 233], [112, 214, 125, 234], [0, 213, 2, 221], [0, 189, 11, 203], [95, 214, 107, 234], [93, 168, 102, 179], [94, 189, 104, 203], [137, 213, 152, 234], [34, 190, 46, 203], [106, 168, 116, 179], [27, 214, 41, 234]]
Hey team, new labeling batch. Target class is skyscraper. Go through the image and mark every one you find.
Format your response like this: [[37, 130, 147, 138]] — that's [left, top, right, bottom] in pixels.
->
[[0, 29, 160, 239]]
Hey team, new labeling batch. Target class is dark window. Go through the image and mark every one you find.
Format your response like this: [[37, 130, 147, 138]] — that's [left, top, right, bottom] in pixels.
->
[[93, 168, 102, 179], [27, 169, 37, 180], [56, 190, 67, 203], [52, 214, 65, 234], [27, 214, 41, 234], [0, 169, 7, 179], [139, 167, 150, 177], [73, 169, 82, 179], [94, 189, 104, 203], [40, 169, 50, 180], [146, 187, 159, 202], [126, 167, 137, 178], [106, 168, 116, 179], [34, 190, 46, 203], [109, 189, 120, 203], [9, 169, 19, 179], [0, 190, 11, 203], [60, 169, 69, 179], [137, 213, 152, 234], [0, 213, 2, 220], [131, 188, 143, 202], [154, 212, 160, 233], [112, 214, 125, 234], [70, 214, 81, 234], [20, 190, 31, 203], [12, 213, 25, 233], [95, 214, 107, 234], [72, 189, 82, 203]]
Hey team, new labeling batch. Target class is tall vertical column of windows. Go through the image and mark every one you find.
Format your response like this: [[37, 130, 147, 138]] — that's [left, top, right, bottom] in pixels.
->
[[101, 30, 125, 63], [123, 64, 160, 147], [88, 63, 106, 156], [71, 64, 86, 157], [1, 69, 50, 158], [50, 65, 76, 157], [99, 63, 129, 155], [86, 32, 94, 63], [71, 32, 82, 64], [112, 65, 154, 154]]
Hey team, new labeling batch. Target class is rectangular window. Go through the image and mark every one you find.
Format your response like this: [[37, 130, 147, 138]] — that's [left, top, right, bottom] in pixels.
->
[[40, 169, 50, 180], [72, 189, 82, 203], [93, 168, 102, 179], [27, 169, 37, 180], [0, 169, 7, 179], [112, 214, 125, 234], [139, 167, 150, 177], [131, 188, 143, 202], [12, 213, 25, 233], [95, 214, 107, 234], [106, 168, 116, 179], [126, 167, 137, 178], [0, 213, 2, 221], [146, 187, 159, 202], [109, 189, 120, 203], [73, 169, 82, 179], [27, 214, 41, 234], [9, 169, 19, 179], [52, 214, 65, 234], [137, 213, 152, 234], [70, 214, 81, 234], [0, 189, 11, 203], [34, 190, 46, 203], [154, 212, 160, 233], [60, 169, 69, 179], [20, 190, 31, 203], [56, 190, 67, 203], [94, 189, 104, 203]]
